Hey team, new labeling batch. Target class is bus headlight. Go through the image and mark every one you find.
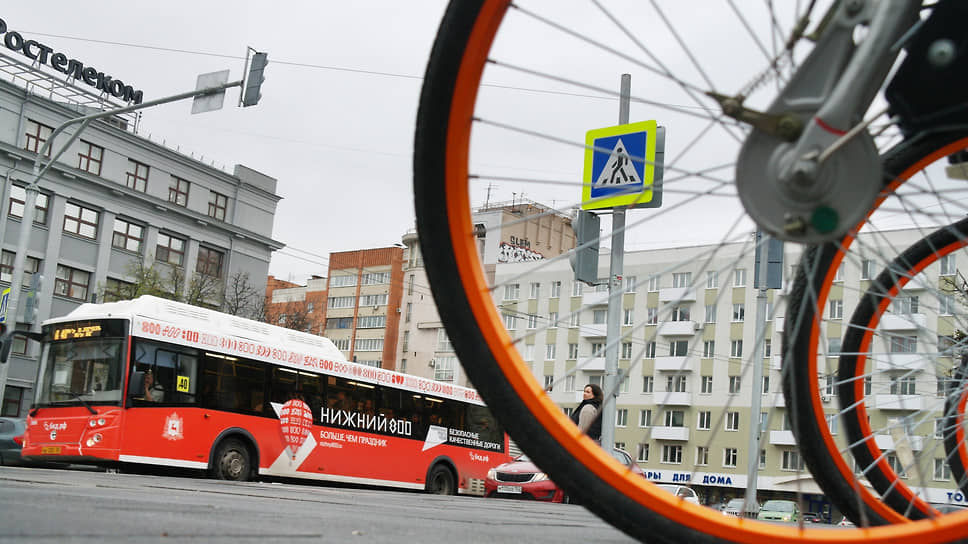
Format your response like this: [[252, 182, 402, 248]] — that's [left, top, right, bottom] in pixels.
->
[[85, 433, 103, 447]]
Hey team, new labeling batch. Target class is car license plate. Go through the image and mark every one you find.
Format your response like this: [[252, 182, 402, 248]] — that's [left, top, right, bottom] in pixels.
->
[[498, 485, 523, 494], [41, 446, 62, 454]]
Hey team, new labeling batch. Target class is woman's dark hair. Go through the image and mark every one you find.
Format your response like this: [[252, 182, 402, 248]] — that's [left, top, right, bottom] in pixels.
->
[[584, 383, 604, 402]]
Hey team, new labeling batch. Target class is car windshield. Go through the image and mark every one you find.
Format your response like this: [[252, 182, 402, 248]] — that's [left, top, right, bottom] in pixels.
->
[[762, 501, 795, 512]]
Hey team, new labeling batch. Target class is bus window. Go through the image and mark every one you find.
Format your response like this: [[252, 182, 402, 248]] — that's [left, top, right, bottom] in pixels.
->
[[298, 373, 324, 422], [201, 353, 267, 414], [270, 367, 299, 408], [130, 339, 200, 405]]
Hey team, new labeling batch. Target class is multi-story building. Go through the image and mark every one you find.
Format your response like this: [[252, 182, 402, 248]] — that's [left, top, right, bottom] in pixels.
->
[[324, 247, 404, 370], [493, 227, 955, 512], [0, 53, 282, 416], [264, 275, 327, 334], [398, 199, 576, 385]]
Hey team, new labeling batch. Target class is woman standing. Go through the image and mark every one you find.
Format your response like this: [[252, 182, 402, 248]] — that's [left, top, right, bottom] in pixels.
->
[[570, 383, 603, 443]]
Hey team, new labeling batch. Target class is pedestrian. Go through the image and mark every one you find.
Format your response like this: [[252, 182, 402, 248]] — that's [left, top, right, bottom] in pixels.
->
[[570, 383, 603, 442]]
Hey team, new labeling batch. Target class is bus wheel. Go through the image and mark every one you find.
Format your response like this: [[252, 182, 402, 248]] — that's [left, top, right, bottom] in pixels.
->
[[426, 464, 455, 495], [211, 438, 251, 481]]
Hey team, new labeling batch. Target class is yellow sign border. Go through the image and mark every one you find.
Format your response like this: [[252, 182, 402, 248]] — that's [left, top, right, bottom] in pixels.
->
[[581, 119, 658, 210]]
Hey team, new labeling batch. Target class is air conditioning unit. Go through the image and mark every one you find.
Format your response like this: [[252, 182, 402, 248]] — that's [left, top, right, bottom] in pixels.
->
[[396, 307, 401, 313]]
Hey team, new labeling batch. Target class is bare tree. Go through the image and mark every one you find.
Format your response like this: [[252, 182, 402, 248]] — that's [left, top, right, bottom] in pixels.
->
[[222, 271, 265, 319], [263, 298, 315, 333]]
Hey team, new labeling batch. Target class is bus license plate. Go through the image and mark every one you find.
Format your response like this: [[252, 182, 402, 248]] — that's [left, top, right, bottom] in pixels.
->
[[498, 485, 522, 494], [41, 446, 62, 454]]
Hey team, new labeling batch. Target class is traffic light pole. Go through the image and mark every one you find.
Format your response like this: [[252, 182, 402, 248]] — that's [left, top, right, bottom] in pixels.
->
[[600, 73, 631, 453], [0, 78, 244, 413]]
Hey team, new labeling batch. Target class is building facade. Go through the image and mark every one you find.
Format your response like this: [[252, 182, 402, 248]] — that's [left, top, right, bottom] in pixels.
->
[[493, 227, 956, 512], [397, 199, 576, 385], [0, 53, 283, 416]]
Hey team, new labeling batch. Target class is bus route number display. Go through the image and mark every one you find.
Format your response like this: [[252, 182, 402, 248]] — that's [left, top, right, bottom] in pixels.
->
[[52, 324, 103, 341]]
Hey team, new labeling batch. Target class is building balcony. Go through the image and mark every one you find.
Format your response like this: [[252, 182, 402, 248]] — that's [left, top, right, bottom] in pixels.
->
[[874, 394, 926, 411], [872, 353, 927, 373], [769, 430, 796, 446], [654, 356, 695, 372], [583, 290, 611, 306], [879, 313, 927, 331], [656, 320, 698, 336], [579, 323, 608, 338], [650, 426, 690, 441], [873, 434, 924, 452], [654, 391, 692, 406], [775, 316, 785, 333], [658, 287, 696, 303], [578, 357, 606, 371]]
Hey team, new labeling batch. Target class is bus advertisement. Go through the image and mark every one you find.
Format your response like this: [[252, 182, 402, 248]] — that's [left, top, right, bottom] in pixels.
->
[[21, 295, 510, 495]]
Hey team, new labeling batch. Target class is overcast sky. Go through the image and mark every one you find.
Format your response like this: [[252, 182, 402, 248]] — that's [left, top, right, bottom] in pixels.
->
[[2, 1, 450, 284]]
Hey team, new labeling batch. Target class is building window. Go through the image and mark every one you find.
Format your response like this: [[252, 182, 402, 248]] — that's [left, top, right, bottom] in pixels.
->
[[112, 218, 144, 253], [642, 375, 654, 393], [436, 328, 454, 352], [696, 446, 709, 466], [941, 254, 956, 276], [782, 450, 805, 471], [434, 356, 456, 382], [890, 335, 917, 354], [156, 233, 186, 266], [103, 278, 135, 302], [169, 176, 190, 207], [829, 299, 844, 320], [861, 259, 874, 280], [550, 280, 561, 298], [723, 448, 738, 468], [569, 313, 580, 328], [637, 443, 650, 462], [935, 458, 952, 481], [126, 159, 149, 191], [525, 314, 538, 329], [621, 342, 633, 359], [331, 275, 356, 288], [647, 307, 658, 325], [706, 271, 718, 289], [661, 444, 682, 464], [328, 296, 354, 309], [616, 409, 628, 427], [359, 293, 388, 307], [326, 317, 353, 329], [593, 308, 607, 324], [648, 275, 660, 291], [671, 305, 690, 322], [698, 411, 711, 430], [572, 281, 583, 297], [196, 247, 224, 278], [729, 376, 742, 394], [405, 302, 412, 323], [55, 264, 90, 300], [63, 202, 99, 240], [644, 341, 656, 359], [503, 312, 517, 330], [0, 251, 40, 287], [625, 275, 636, 292], [940, 294, 956, 316], [545, 343, 556, 360], [664, 410, 684, 427], [332, 339, 350, 351], [8, 185, 49, 225], [890, 376, 917, 395], [548, 311, 558, 328], [529, 282, 540, 299], [725, 412, 740, 431], [208, 191, 228, 221], [503, 283, 520, 300], [701, 375, 713, 394], [730, 340, 743, 358], [733, 268, 747, 287], [731, 303, 745, 322], [567, 343, 579, 359], [672, 272, 691, 288], [639, 409, 652, 427], [24, 119, 53, 155], [669, 340, 688, 357], [703, 341, 715, 358], [2, 385, 24, 416], [667, 374, 687, 393], [354, 338, 384, 351], [76, 140, 103, 176], [704, 304, 717, 323]]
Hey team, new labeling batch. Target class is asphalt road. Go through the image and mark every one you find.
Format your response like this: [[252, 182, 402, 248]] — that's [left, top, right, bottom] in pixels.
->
[[0, 466, 635, 543]]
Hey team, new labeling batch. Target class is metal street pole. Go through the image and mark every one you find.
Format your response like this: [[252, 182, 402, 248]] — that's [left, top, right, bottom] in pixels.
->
[[744, 231, 770, 517], [600, 73, 631, 452], [0, 78, 244, 413]]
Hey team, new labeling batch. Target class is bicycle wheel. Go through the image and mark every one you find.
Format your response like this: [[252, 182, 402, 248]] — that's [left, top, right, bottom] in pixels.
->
[[831, 217, 968, 517], [414, 0, 968, 541]]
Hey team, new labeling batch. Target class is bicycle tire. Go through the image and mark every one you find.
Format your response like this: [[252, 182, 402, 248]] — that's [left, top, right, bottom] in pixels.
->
[[415, 0, 968, 541], [837, 216, 968, 516], [785, 133, 968, 526]]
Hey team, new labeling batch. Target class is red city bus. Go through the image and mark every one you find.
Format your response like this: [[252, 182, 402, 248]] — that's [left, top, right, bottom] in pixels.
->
[[21, 295, 510, 495]]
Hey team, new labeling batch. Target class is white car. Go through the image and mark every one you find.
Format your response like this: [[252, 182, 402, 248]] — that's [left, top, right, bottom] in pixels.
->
[[656, 484, 700, 505]]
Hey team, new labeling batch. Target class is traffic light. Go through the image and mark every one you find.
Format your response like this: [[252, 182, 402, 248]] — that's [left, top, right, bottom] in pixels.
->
[[570, 209, 600, 285], [241, 52, 268, 107]]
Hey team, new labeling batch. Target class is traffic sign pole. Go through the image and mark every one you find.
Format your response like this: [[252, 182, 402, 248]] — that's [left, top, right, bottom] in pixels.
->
[[600, 74, 631, 453]]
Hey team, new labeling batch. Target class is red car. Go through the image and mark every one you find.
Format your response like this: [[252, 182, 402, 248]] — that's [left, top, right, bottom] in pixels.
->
[[484, 448, 644, 503]]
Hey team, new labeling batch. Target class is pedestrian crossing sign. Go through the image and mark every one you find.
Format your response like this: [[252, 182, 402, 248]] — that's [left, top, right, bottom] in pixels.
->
[[582, 120, 664, 210]]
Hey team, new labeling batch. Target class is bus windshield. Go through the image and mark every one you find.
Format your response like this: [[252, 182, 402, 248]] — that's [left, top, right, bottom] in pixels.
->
[[36, 320, 127, 405]]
